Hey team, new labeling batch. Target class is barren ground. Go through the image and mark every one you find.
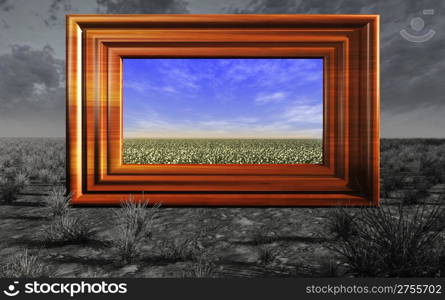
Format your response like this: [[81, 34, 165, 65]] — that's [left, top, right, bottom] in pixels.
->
[[1, 138, 444, 277]]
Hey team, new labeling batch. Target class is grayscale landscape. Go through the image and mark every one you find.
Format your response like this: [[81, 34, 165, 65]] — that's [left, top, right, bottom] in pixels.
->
[[1, 0, 444, 279], [1, 138, 445, 278]]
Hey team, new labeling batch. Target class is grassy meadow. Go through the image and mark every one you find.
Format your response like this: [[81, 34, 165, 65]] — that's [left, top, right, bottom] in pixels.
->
[[123, 138, 323, 164]]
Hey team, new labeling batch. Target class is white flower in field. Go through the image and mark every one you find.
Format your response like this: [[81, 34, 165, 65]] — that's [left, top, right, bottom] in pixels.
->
[[123, 138, 322, 165]]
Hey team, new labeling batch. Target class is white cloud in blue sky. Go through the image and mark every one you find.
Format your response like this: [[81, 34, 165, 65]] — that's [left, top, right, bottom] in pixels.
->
[[255, 92, 287, 105], [123, 58, 323, 138]]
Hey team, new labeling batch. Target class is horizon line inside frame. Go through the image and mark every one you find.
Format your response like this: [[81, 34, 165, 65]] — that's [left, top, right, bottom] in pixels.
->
[[122, 58, 324, 165]]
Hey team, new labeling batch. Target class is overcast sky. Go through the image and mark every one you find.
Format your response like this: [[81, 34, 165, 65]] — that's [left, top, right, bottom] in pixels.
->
[[123, 58, 323, 139], [0, 0, 444, 137]]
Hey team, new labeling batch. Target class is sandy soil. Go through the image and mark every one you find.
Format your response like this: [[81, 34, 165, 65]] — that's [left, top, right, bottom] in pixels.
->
[[0, 182, 346, 278]]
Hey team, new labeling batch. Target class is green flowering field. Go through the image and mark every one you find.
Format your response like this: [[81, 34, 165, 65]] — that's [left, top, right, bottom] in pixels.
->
[[123, 138, 323, 164]]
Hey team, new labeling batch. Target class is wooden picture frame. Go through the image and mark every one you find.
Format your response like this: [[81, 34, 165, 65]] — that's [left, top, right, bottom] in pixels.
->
[[67, 14, 380, 206]]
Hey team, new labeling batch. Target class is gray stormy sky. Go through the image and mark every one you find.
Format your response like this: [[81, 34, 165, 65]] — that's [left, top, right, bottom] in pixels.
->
[[0, 0, 444, 138]]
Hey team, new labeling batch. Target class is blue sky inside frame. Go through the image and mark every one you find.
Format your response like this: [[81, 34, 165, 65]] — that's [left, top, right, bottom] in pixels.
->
[[123, 58, 323, 139]]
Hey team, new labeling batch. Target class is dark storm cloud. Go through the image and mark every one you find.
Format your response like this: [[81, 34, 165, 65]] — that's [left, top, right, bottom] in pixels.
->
[[0, 45, 65, 117], [0, 0, 192, 136], [229, 0, 445, 114], [45, 0, 72, 27], [0, 0, 13, 27], [44, 0, 189, 27], [0, 0, 443, 137], [0, 19, 8, 28], [96, 0, 189, 13], [0, 0, 13, 11]]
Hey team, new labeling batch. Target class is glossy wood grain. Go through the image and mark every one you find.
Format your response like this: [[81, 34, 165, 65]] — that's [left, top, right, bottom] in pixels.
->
[[67, 14, 379, 206]]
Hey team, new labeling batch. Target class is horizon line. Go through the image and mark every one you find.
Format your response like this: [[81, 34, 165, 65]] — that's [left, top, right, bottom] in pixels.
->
[[124, 136, 322, 139], [1, 136, 445, 139]]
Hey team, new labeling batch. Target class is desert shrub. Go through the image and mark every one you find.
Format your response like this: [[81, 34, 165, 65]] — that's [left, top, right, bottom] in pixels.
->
[[182, 257, 216, 278], [401, 189, 422, 205], [44, 186, 71, 218], [412, 177, 433, 197], [401, 177, 433, 205], [250, 225, 278, 245], [0, 154, 24, 170], [380, 140, 445, 201], [0, 139, 65, 186], [48, 173, 60, 185], [37, 169, 59, 184], [328, 204, 445, 277], [111, 196, 160, 263], [327, 208, 356, 240], [257, 246, 279, 266], [380, 173, 406, 198], [54, 167, 66, 181], [0, 249, 50, 278], [420, 154, 445, 184], [43, 213, 95, 244], [0, 168, 29, 203], [37, 169, 51, 183], [159, 237, 200, 262]]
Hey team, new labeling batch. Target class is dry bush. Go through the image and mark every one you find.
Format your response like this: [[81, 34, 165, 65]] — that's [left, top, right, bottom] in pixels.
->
[[412, 177, 432, 197], [419, 149, 445, 184], [43, 213, 96, 244], [38, 169, 59, 185], [0, 168, 29, 203], [250, 224, 278, 246], [327, 208, 356, 240], [0, 138, 65, 180], [182, 258, 216, 278], [401, 189, 422, 206], [380, 139, 445, 200], [257, 246, 279, 266], [380, 173, 406, 198], [328, 203, 445, 277], [0, 138, 65, 203], [0, 249, 50, 278], [111, 196, 160, 263], [44, 185, 71, 218], [159, 237, 200, 262]]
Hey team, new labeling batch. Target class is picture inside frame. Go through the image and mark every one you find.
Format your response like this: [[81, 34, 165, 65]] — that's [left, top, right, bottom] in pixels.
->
[[67, 14, 379, 206], [122, 58, 324, 165]]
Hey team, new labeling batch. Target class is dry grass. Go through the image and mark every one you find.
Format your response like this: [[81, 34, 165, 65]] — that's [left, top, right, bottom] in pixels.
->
[[328, 203, 445, 277], [159, 237, 200, 262], [0, 249, 50, 278], [43, 213, 96, 245], [0, 169, 29, 203], [38, 169, 58, 184], [182, 259, 216, 278], [43, 185, 71, 218], [111, 196, 160, 263], [257, 246, 279, 266]]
